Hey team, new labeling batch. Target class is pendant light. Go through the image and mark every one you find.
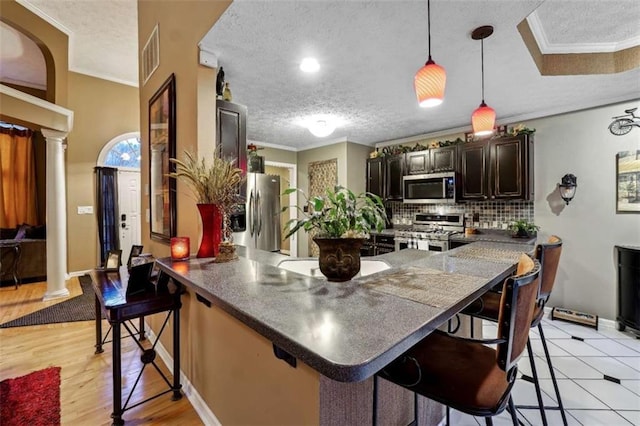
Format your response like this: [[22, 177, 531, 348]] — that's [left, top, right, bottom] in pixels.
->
[[471, 26, 496, 136], [414, 0, 446, 108]]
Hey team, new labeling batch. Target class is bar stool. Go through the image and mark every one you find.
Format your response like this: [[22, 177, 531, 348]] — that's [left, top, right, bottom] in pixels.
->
[[464, 236, 566, 425], [377, 254, 541, 426]]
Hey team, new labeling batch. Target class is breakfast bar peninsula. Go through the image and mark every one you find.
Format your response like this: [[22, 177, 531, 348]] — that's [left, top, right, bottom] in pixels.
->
[[154, 242, 532, 425]]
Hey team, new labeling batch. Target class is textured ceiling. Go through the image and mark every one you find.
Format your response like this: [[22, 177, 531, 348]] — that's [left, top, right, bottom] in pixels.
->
[[4, 0, 640, 150], [16, 0, 139, 86], [201, 0, 640, 149]]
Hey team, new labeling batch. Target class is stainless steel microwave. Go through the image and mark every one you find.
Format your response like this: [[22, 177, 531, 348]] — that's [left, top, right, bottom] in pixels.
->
[[402, 172, 456, 204]]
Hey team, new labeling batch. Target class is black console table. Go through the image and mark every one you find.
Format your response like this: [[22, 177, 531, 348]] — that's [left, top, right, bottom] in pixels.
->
[[616, 245, 640, 336], [91, 267, 183, 425]]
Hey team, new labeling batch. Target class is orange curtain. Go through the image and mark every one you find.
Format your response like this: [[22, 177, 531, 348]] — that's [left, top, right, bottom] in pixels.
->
[[0, 126, 38, 228]]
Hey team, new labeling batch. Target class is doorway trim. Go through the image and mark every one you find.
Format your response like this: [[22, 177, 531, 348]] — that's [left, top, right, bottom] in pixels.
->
[[265, 160, 297, 257]]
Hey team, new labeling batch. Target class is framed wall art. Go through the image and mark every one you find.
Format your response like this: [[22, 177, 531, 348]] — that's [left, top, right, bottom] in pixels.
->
[[616, 150, 640, 213], [149, 74, 177, 242]]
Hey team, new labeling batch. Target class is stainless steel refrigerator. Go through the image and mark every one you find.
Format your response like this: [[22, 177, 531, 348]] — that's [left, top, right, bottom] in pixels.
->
[[232, 173, 281, 252]]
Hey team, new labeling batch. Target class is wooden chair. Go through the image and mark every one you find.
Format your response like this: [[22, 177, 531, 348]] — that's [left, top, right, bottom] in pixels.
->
[[463, 236, 566, 425], [378, 254, 541, 426]]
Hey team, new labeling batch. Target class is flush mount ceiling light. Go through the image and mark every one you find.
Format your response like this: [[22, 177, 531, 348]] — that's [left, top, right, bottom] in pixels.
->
[[308, 119, 336, 137], [471, 25, 496, 136], [300, 57, 320, 73], [414, 0, 446, 108]]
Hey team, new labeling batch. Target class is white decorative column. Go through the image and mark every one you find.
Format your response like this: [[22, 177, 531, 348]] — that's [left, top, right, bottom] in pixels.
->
[[41, 128, 70, 300]]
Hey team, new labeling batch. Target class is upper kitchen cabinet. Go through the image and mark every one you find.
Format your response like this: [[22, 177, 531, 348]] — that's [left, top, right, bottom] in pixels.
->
[[406, 151, 429, 175], [406, 146, 457, 175], [430, 146, 457, 173], [385, 154, 405, 200], [366, 156, 385, 199], [216, 100, 247, 196], [460, 134, 534, 201]]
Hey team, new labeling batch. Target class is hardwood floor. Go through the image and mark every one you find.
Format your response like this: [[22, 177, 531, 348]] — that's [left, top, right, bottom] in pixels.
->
[[0, 279, 203, 425]]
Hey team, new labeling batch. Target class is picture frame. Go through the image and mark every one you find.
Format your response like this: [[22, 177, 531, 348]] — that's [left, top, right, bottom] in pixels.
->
[[127, 245, 144, 268], [149, 73, 177, 243], [616, 150, 640, 213], [105, 249, 122, 271]]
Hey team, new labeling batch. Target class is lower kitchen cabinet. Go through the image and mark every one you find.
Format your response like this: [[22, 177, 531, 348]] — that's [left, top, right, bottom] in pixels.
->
[[616, 245, 640, 334]]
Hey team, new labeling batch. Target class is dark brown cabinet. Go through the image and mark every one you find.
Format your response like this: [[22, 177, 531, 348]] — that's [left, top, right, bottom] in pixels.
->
[[366, 157, 385, 199], [385, 154, 405, 201], [216, 100, 247, 197], [406, 151, 429, 175], [460, 134, 533, 201], [430, 146, 457, 173], [406, 146, 457, 175]]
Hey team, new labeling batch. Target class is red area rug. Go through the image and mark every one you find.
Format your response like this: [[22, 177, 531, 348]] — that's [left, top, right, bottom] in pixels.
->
[[0, 367, 61, 426]]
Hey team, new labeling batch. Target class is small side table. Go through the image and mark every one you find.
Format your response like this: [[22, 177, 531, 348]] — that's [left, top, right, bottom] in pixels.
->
[[91, 267, 182, 426], [0, 241, 21, 289]]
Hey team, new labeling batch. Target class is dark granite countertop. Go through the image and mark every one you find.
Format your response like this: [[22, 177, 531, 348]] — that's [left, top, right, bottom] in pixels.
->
[[156, 241, 532, 383], [616, 245, 640, 251], [451, 229, 536, 245]]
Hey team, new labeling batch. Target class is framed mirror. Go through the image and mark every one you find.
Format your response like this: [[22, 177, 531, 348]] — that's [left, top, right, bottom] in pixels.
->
[[149, 74, 177, 242]]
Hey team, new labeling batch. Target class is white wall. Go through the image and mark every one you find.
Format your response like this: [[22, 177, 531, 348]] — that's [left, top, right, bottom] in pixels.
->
[[529, 100, 640, 319]]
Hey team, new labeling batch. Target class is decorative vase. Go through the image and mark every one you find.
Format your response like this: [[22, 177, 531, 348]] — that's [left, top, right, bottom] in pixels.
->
[[313, 237, 365, 282], [196, 204, 223, 258]]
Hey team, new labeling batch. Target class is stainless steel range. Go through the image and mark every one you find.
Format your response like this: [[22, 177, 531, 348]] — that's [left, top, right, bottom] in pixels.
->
[[395, 213, 464, 252]]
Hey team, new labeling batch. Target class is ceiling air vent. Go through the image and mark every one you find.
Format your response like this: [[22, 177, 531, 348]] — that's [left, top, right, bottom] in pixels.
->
[[142, 25, 159, 85]]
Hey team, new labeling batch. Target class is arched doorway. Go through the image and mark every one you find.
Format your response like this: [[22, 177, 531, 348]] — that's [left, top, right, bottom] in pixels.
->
[[97, 132, 141, 264]]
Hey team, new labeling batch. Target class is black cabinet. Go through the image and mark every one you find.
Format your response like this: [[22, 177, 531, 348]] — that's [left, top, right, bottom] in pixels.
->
[[385, 154, 405, 200], [406, 146, 457, 175], [366, 157, 385, 199], [616, 246, 640, 334], [216, 100, 247, 197], [406, 151, 429, 175], [460, 134, 533, 201], [430, 146, 457, 173]]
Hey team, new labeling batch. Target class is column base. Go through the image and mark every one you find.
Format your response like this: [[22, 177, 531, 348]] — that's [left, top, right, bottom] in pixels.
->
[[43, 287, 70, 301]]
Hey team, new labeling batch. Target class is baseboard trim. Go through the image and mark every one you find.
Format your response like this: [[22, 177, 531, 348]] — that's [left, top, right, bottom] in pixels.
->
[[67, 269, 92, 278], [145, 324, 221, 426]]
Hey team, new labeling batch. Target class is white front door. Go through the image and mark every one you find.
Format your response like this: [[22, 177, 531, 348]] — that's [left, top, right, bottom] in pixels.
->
[[118, 170, 141, 263]]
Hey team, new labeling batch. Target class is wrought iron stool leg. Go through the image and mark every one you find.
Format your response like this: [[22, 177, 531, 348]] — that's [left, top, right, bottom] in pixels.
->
[[538, 323, 568, 426], [526, 338, 548, 426], [508, 396, 519, 426]]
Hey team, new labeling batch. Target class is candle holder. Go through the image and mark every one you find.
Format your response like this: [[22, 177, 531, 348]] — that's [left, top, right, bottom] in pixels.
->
[[170, 237, 190, 261]]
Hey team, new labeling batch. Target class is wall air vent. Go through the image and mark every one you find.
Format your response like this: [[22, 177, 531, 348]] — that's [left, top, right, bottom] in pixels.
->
[[142, 25, 159, 85]]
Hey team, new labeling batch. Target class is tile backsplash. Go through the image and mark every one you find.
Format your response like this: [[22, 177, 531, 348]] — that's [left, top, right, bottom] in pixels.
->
[[388, 201, 534, 229]]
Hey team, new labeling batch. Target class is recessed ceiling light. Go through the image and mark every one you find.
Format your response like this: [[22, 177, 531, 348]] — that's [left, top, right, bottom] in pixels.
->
[[300, 57, 320, 73]]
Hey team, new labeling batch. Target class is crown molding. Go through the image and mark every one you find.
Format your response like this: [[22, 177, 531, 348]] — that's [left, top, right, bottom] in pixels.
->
[[527, 11, 640, 54]]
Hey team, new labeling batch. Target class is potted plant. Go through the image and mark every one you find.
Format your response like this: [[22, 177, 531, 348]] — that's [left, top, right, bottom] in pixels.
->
[[508, 219, 539, 238], [282, 185, 387, 282], [169, 151, 245, 259]]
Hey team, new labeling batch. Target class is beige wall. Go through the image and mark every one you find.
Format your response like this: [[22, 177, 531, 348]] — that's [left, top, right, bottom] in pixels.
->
[[138, 3, 322, 423], [346, 142, 372, 195], [261, 146, 297, 164], [1, 2, 140, 273], [138, 0, 232, 260], [66, 72, 139, 271], [1, 0, 68, 105], [530, 100, 640, 319]]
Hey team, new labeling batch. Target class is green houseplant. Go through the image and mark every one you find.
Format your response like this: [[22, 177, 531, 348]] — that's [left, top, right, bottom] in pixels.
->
[[282, 185, 387, 281], [508, 219, 539, 238]]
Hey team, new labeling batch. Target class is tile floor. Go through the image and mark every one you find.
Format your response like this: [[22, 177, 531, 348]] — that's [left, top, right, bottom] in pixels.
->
[[453, 316, 640, 425]]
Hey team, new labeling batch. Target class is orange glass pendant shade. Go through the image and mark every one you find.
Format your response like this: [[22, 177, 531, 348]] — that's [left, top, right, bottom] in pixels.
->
[[472, 102, 496, 136], [415, 59, 446, 108]]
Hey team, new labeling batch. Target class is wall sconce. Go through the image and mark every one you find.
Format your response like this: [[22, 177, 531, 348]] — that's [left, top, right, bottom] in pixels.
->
[[559, 174, 577, 205], [170, 237, 190, 261]]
